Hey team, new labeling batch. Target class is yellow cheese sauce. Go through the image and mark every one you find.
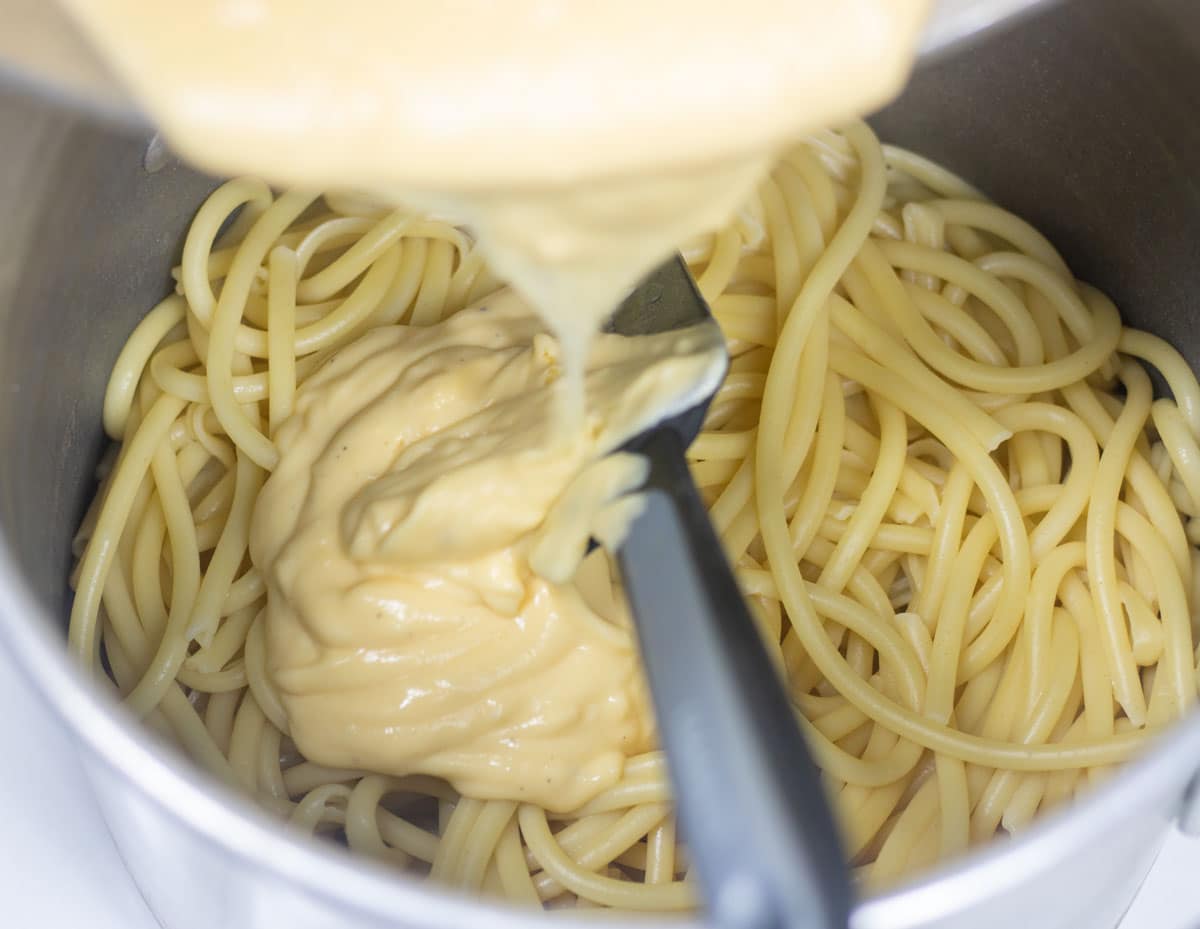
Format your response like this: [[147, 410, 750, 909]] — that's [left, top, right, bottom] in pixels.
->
[[250, 291, 724, 807]]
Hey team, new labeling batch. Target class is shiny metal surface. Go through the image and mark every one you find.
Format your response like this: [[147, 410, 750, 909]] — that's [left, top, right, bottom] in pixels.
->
[[1, 1, 1200, 927]]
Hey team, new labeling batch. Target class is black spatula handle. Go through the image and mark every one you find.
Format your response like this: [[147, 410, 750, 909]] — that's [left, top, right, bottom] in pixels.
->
[[617, 428, 851, 929]]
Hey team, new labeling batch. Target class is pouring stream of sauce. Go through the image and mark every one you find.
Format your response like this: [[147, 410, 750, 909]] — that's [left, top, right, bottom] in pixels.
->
[[59, 0, 930, 375]]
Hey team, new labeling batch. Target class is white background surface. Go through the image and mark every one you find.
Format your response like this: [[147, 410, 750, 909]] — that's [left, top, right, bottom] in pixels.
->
[[2, 643, 1198, 929]]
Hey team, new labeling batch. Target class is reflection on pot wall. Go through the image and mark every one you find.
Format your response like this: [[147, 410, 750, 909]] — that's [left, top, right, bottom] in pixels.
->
[[0, 83, 217, 620]]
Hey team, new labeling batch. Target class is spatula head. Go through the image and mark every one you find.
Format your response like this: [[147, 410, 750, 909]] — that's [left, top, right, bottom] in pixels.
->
[[608, 256, 728, 446]]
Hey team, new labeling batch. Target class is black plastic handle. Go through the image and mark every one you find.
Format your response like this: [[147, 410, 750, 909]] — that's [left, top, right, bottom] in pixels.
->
[[617, 428, 852, 929]]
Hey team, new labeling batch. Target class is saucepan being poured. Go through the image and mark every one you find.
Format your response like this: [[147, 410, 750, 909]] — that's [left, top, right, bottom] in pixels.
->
[[50, 1, 1200, 927]]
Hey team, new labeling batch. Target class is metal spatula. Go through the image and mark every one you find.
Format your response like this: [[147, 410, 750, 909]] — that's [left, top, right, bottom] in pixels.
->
[[610, 257, 852, 929]]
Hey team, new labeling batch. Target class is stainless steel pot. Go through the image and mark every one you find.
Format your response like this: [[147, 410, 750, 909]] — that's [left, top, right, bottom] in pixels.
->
[[2, 1, 1200, 927]]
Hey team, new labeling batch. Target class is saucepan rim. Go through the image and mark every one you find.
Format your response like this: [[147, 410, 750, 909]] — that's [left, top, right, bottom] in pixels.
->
[[2, 519, 1199, 928]]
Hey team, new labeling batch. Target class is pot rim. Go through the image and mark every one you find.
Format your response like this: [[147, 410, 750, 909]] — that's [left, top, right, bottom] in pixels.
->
[[2, 524, 1199, 928]]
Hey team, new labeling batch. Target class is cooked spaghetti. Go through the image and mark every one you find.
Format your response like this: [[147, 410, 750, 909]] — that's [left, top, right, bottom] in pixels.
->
[[70, 122, 1200, 905]]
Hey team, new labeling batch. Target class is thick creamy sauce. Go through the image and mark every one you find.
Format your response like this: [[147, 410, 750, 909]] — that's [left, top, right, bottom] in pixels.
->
[[250, 293, 725, 806], [59, 1, 930, 806]]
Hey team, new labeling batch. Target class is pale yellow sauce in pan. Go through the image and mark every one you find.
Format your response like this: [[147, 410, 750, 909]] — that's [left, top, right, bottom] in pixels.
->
[[251, 292, 724, 806]]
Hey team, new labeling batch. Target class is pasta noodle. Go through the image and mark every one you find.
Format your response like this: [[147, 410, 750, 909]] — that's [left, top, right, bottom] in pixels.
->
[[70, 122, 1200, 908]]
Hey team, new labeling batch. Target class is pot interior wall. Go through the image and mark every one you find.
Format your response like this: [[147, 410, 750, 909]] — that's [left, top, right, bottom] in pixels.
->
[[0, 85, 217, 624]]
